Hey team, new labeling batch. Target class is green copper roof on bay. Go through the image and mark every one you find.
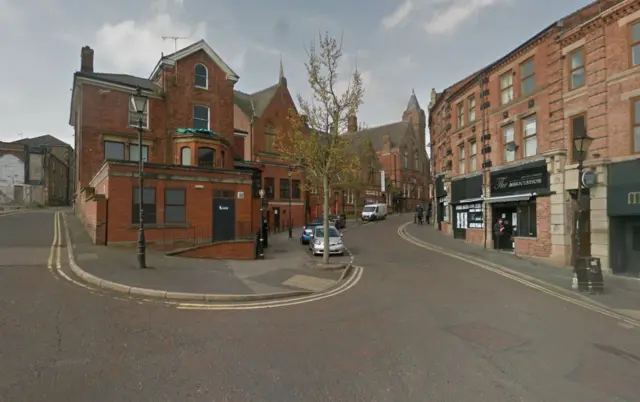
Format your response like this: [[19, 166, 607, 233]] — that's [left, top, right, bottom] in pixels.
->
[[176, 128, 220, 136]]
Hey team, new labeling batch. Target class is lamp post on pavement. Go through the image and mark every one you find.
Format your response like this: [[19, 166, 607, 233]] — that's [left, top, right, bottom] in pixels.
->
[[131, 87, 148, 269], [288, 167, 293, 239], [258, 189, 265, 259], [572, 134, 594, 289]]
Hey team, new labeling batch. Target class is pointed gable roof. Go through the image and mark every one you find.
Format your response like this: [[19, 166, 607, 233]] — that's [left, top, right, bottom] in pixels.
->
[[406, 89, 421, 111], [149, 39, 239, 83], [350, 121, 412, 150], [233, 83, 282, 118], [13, 134, 71, 148]]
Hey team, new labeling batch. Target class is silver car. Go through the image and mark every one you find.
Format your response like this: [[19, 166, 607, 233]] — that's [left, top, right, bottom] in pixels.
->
[[309, 225, 345, 256]]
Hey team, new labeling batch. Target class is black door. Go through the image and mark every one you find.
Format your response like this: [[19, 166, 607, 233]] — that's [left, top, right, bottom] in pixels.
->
[[273, 207, 280, 232], [213, 198, 235, 242]]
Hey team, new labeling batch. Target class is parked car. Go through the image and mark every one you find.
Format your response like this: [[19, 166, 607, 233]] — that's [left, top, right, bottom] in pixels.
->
[[315, 215, 346, 229], [309, 225, 345, 256], [329, 214, 346, 229], [300, 220, 323, 244]]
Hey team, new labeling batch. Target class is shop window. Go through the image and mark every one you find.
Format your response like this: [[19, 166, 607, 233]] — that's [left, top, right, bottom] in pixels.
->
[[516, 202, 537, 237], [132, 187, 157, 224]]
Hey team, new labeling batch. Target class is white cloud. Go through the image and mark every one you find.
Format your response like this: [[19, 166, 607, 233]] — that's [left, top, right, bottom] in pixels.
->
[[382, 0, 414, 29], [94, 13, 207, 76], [424, 0, 504, 35]]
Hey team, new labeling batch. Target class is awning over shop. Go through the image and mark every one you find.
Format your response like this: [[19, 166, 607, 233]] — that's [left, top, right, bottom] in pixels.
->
[[457, 197, 483, 204], [483, 193, 534, 204]]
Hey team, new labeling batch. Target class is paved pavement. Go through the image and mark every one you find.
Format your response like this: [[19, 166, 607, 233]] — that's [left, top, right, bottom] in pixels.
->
[[2, 210, 640, 401], [403, 222, 640, 320], [65, 212, 345, 295]]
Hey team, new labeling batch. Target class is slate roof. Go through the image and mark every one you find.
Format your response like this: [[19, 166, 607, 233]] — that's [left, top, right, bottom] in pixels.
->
[[233, 83, 280, 118], [406, 90, 421, 111], [13, 134, 71, 148], [349, 121, 412, 150], [75, 72, 159, 92]]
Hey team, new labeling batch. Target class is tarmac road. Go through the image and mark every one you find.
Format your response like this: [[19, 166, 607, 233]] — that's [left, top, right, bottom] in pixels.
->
[[1, 210, 639, 401]]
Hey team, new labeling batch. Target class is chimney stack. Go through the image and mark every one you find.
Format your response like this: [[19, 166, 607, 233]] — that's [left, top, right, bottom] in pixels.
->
[[348, 115, 358, 132], [81, 46, 94, 73]]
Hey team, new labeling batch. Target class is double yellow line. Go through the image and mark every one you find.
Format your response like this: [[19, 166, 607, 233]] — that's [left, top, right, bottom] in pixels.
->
[[47, 211, 62, 274], [397, 222, 640, 330]]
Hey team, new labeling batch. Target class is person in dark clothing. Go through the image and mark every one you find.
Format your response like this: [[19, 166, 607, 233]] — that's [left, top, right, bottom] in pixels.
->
[[493, 218, 505, 249], [417, 207, 424, 225]]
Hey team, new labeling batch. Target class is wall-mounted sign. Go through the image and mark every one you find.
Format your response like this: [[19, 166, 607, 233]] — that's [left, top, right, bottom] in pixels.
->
[[380, 170, 385, 193], [581, 170, 596, 188], [490, 161, 549, 196]]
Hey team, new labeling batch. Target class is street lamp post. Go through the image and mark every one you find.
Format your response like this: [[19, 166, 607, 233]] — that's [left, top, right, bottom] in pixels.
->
[[288, 168, 293, 239], [572, 134, 594, 289], [258, 189, 265, 259], [131, 87, 148, 269]]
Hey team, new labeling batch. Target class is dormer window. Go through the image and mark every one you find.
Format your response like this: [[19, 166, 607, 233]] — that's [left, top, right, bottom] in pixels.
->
[[194, 63, 208, 89]]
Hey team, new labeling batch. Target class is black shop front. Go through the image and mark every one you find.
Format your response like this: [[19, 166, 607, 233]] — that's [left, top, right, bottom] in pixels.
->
[[434, 174, 448, 230], [487, 159, 550, 250], [608, 160, 640, 276], [451, 174, 484, 240]]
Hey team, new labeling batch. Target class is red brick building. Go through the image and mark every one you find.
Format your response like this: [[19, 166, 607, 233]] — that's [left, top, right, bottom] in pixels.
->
[[232, 64, 309, 230], [347, 91, 430, 214], [429, 0, 640, 275], [70, 40, 263, 258]]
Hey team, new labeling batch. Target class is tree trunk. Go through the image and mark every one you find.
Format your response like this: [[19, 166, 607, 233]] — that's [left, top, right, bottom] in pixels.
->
[[354, 194, 358, 223], [322, 174, 330, 263]]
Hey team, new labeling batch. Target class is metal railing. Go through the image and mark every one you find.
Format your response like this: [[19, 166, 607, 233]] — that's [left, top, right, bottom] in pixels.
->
[[151, 221, 253, 250]]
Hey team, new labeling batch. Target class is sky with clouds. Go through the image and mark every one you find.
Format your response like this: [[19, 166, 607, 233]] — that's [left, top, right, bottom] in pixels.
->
[[1, 0, 592, 147]]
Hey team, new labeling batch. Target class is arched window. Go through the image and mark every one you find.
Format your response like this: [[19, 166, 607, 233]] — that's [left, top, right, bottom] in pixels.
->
[[414, 151, 419, 170], [403, 150, 408, 169], [194, 63, 208, 89], [180, 146, 191, 166]]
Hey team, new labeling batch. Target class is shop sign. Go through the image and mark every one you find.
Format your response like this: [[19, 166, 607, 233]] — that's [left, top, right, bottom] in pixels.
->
[[490, 162, 549, 196]]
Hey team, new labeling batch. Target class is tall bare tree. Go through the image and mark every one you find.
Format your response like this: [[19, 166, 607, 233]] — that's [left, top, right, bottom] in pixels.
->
[[276, 32, 365, 263]]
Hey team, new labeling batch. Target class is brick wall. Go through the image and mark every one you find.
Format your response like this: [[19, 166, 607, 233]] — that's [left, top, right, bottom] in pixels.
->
[[78, 187, 107, 245], [465, 228, 485, 246], [514, 196, 551, 258], [174, 240, 255, 259]]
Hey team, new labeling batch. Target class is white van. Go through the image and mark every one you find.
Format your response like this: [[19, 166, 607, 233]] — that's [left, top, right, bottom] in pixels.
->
[[361, 203, 387, 221]]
